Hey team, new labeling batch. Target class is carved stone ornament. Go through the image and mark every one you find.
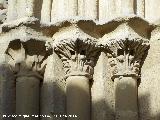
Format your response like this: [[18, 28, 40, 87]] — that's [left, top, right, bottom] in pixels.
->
[[99, 23, 150, 79], [6, 42, 46, 79], [47, 25, 100, 79]]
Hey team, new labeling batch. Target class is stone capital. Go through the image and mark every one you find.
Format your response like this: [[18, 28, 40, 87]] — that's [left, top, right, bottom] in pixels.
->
[[47, 25, 100, 79], [6, 42, 47, 79], [99, 23, 150, 80]]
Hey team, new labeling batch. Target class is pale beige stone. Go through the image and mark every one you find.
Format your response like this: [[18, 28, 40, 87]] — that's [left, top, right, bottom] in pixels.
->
[[0, 1, 160, 120], [66, 76, 90, 120]]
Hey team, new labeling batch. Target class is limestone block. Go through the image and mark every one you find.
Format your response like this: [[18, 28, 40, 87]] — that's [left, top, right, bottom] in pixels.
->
[[0, 43, 15, 120], [66, 76, 90, 120], [114, 77, 138, 120], [1, 64, 15, 120]]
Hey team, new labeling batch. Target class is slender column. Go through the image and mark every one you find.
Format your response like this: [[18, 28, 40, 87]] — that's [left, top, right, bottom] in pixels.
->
[[48, 26, 100, 120], [114, 76, 138, 120], [66, 76, 90, 120], [1, 65, 15, 120], [0, 43, 15, 120], [41, 0, 52, 23], [107, 48, 140, 120], [7, 43, 46, 120], [16, 74, 40, 120]]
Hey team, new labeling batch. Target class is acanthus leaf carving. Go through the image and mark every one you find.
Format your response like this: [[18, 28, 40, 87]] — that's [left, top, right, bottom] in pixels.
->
[[99, 23, 150, 79], [47, 25, 100, 79], [7, 42, 47, 79]]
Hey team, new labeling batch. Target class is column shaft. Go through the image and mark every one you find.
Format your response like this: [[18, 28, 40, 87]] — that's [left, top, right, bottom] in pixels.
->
[[66, 76, 90, 120], [1, 64, 15, 120], [16, 76, 40, 120], [114, 76, 138, 120]]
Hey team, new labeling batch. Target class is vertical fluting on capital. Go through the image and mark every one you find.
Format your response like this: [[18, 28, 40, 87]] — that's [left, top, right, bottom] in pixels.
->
[[7, 0, 17, 21], [41, 0, 52, 23], [7, 42, 46, 120], [47, 25, 100, 120], [99, 23, 150, 120]]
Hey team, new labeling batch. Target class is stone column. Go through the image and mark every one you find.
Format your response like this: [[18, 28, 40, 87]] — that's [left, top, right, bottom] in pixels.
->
[[7, 43, 46, 120], [106, 43, 149, 120], [66, 76, 90, 120], [114, 76, 138, 120], [100, 23, 150, 120], [1, 65, 15, 120], [0, 44, 15, 120], [16, 73, 41, 120], [48, 26, 100, 120]]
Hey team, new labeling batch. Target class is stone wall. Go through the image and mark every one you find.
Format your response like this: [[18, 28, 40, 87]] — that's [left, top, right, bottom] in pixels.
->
[[0, 0, 160, 120]]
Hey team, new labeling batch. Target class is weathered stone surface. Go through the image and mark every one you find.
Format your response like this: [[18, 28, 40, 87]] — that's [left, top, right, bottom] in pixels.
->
[[0, 1, 160, 120]]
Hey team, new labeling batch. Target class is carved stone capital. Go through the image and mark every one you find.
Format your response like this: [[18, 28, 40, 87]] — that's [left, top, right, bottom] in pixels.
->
[[100, 23, 150, 79], [48, 25, 100, 79], [6, 42, 47, 79]]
